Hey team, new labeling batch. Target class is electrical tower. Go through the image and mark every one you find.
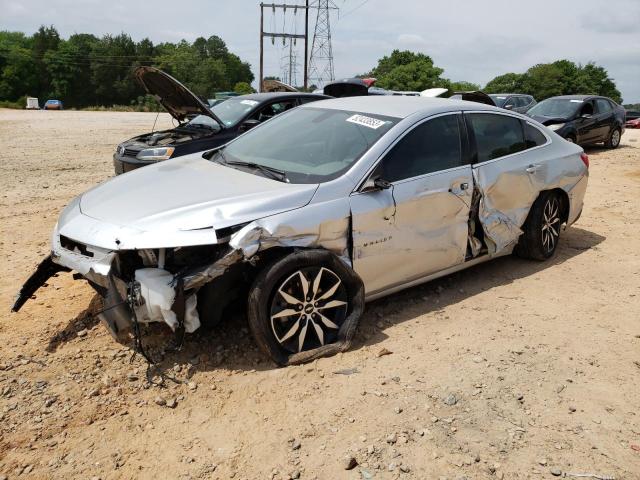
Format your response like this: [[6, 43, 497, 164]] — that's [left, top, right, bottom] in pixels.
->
[[280, 39, 300, 86], [308, 0, 338, 88]]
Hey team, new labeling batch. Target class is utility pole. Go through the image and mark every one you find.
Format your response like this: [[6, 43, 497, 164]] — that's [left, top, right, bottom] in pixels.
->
[[259, 2, 310, 91]]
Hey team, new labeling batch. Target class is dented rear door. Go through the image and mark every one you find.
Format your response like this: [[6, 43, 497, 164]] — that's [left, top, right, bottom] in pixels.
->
[[466, 112, 546, 254]]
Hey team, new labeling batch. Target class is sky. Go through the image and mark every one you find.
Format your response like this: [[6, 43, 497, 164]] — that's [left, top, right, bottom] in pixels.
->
[[2, 0, 640, 102]]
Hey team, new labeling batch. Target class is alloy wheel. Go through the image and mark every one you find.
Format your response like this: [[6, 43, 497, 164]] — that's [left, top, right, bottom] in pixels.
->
[[610, 129, 620, 147], [270, 267, 348, 353], [541, 196, 561, 254]]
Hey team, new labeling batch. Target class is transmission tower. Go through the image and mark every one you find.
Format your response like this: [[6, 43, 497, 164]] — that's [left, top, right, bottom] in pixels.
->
[[308, 0, 338, 87], [280, 38, 300, 86]]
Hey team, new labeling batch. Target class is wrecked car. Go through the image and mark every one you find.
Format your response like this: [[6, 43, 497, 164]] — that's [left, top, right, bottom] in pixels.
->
[[13, 96, 589, 366], [113, 66, 329, 174], [527, 95, 625, 147]]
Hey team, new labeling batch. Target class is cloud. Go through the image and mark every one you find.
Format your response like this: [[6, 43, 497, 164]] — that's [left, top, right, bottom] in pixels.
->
[[397, 34, 427, 46]]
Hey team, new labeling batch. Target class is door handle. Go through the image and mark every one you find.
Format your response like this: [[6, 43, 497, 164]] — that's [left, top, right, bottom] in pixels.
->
[[525, 164, 541, 174], [460, 182, 469, 190]]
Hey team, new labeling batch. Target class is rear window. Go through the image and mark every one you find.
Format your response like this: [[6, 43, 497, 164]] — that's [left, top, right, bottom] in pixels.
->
[[524, 123, 547, 148], [467, 113, 526, 162]]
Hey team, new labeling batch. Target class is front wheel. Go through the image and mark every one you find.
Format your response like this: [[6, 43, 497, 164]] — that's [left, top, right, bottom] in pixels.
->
[[515, 191, 563, 261], [247, 250, 365, 366], [605, 127, 621, 148]]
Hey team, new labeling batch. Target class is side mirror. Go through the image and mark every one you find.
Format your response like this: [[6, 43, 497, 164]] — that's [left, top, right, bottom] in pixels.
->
[[580, 113, 592, 119], [361, 176, 392, 193], [240, 119, 261, 132]]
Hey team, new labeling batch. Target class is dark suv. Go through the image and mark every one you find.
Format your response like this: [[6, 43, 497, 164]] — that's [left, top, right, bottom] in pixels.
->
[[489, 94, 537, 113], [527, 95, 625, 148], [114, 67, 329, 174]]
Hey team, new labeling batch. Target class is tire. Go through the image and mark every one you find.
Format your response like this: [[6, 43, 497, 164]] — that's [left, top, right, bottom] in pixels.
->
[[515, 191, 563, 261], [604, 127, 621, 148], [247, 249, 365, 366]]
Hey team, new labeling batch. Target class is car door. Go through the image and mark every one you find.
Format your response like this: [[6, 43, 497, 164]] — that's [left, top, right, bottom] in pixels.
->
[[575, 100, 598, 143], [350, 113, 473, 295], [594, 98, 614, 141], [467, 112, 548, 254]]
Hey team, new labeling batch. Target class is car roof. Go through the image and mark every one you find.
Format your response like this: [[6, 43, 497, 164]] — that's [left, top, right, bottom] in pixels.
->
[[547, 95, 602, 101], [489, 93, 528, 97], [300, 95, 498, 119], [237, 92, 330, 102]]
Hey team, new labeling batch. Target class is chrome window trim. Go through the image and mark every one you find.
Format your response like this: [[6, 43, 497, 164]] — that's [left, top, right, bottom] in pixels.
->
[[352, 111, 466, 193], [464, 110, 552, 168]]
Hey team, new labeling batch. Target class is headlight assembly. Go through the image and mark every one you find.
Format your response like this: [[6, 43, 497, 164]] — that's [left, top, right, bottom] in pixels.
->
[[136, 147, 175, 161]]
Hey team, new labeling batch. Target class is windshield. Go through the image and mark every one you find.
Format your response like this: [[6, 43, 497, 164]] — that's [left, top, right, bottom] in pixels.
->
[[185, 114, 221, 129], [528, 99, 582, 119], [211, 97, 260, 126], [489, 95, 508, 107], [213, 107, 399, 184]]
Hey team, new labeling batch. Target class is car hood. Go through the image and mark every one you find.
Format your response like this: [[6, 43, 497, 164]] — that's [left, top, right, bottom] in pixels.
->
[[76, 155, 318, 248], [529, 115, 569, 126], [451, 91, 496, 106], [134, 66, 224, 127]]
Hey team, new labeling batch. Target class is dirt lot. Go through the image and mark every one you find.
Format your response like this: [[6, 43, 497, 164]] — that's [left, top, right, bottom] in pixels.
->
[[1, 109, 639, 480]]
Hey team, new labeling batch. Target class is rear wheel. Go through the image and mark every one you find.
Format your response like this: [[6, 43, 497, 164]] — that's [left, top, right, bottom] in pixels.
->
[[515, 191, 563, 260], [605, 127, 621, 148], [247, 250, 364, 366]]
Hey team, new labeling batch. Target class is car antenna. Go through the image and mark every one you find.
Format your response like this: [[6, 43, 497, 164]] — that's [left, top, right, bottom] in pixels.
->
[[151, 111, 160, 132]]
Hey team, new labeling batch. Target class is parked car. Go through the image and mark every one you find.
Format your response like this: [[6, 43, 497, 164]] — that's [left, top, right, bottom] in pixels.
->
[[488, 94, 537, 113], [113, 66, 329, 174], [13, 96, 589, 366], [527, 95, 625, 148], [449, 91, 496, 106], [626, 118, 640, 129], [321, 77, 390, 97], [625, 110, 640, 121], [43, 99, 63, 110]]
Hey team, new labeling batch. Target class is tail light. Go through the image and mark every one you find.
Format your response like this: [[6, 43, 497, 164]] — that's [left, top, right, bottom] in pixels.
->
[[580, 152, 589, 169]]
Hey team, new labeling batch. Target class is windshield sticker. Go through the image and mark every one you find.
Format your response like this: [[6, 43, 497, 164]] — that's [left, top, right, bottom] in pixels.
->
[[570, 99, 584, 103], [346, 114, 386, 129], [240, 100, 259, 106]]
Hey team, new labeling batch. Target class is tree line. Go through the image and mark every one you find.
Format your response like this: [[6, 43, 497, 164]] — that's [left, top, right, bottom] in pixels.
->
[[0, 27, 624, 108], [364, 50, 622, 103], [0, 26, 254, 109]]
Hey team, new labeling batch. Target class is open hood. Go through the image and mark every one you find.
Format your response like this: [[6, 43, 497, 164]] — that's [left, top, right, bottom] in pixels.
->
[[450, 91, 496, 106], [323, 78, 370, 98], [262, 79, 298, 92], [134, 66, 224, 127]]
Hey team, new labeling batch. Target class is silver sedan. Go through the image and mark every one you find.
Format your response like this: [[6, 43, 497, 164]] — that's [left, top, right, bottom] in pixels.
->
[[13, 96, 589, 366]]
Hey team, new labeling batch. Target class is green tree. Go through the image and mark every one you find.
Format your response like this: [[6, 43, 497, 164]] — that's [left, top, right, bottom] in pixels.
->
[[448, 80, 481, 91], [234, 82, 254, 95], [369, 50, 446, 91], [484, 73, 525, 93]]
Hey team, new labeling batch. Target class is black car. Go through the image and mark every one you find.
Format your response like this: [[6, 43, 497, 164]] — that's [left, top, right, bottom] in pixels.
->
[[114, 67, 329, 174], [625, 110, 640, 121], [527, 95, 625, 148], [488, 93, 537, 113]]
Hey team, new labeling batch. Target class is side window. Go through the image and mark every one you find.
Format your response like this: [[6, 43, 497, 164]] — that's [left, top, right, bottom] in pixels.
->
[[252, 100, 297, 121], [524, 122, 547, 148], [580, 101, 594, 116], [377, 115, 462, 182], [299, 97, 321, 105], [468, 113, 526, 162], [503, 97, 516, 109], [517, 96, 530, 108], [595, 98, 612, 113]]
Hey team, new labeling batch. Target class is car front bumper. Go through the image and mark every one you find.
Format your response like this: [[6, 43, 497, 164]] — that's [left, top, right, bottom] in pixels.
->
[[113, 153, 155, 175]]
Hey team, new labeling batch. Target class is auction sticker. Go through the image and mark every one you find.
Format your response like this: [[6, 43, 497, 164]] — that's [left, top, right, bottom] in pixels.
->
[[346, 114, 386, 129]]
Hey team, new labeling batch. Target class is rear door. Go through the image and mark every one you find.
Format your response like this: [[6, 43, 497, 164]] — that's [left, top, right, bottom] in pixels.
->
[[467, 112, 549, 253], [350, 113, 473, 295], [594, 98, 614, 141]]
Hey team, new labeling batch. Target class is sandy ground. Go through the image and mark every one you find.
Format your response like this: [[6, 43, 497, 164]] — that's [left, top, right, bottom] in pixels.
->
[[0, 109, 639, 480]]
